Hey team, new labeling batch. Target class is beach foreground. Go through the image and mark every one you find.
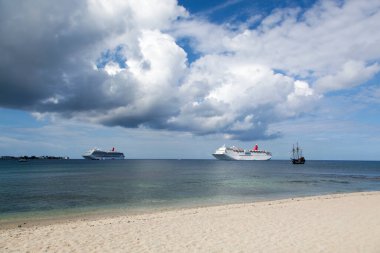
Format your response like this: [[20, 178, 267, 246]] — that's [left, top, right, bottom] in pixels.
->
[[1, 192, 380, 252]]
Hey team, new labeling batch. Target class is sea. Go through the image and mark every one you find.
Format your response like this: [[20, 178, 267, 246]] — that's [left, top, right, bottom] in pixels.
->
[[1, 159, 380, 221]]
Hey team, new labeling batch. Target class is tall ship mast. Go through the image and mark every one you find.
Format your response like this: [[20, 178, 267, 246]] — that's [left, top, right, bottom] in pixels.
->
[[291, 143, 305, 164], [212, 144, 272, 161]]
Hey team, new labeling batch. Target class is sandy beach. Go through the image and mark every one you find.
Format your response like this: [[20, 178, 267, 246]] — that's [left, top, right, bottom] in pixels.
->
[[1, 191, 380, 252]]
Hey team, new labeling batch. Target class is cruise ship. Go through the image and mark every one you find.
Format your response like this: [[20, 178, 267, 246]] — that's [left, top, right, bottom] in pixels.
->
[[212, 144, 272, 161], [82, 148, 125, 160]]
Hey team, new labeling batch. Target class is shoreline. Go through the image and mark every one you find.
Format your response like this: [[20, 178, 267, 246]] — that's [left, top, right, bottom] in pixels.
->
[[1, 191, 380, 252], [0, 191, 379, 229]]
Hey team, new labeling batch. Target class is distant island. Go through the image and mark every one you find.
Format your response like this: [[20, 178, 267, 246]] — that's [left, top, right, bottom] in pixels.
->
[[0, 156, 69, 160]]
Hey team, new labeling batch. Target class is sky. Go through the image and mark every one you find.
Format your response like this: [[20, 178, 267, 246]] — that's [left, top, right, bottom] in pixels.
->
[[0, 0, 379, 160]]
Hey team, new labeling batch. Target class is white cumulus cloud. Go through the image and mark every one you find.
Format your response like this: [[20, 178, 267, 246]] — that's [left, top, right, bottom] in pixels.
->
[[0, 0, 379, 141]]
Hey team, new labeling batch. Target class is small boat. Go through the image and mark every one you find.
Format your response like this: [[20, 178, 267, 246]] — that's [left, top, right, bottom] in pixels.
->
[[18, 158, 28, 162], [291, 143, 305, 164]]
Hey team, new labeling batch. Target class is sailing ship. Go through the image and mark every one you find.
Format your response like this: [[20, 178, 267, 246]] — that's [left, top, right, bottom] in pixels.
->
[[291, 143, 305, 164]]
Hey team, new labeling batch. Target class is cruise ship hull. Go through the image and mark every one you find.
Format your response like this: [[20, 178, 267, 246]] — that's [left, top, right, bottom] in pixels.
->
[[82, 154, 125, 160], [212, 153, 236, 161]]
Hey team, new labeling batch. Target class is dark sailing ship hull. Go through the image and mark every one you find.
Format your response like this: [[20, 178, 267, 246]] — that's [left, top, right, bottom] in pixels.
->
[[292, 157, 305, 164]]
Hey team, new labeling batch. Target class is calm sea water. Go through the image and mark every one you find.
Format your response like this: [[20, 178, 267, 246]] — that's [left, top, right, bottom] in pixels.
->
[[1, 159, 380, 219]]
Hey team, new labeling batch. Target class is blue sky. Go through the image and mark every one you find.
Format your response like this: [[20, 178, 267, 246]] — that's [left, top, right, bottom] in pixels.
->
[[0, 0, 379, 160], [179, 0, 318, 23]]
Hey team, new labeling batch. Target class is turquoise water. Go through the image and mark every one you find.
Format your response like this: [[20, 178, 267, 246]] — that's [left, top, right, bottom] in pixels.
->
[[1, 159, 380, 219]]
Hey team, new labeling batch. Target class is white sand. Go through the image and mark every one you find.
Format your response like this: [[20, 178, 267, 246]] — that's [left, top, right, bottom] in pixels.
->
[[1, 191, 380, 253]]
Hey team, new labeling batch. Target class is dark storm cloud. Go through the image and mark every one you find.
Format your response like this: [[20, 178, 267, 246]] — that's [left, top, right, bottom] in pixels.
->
[[0, 0, 129, 111], [0, 1, 188, 128]]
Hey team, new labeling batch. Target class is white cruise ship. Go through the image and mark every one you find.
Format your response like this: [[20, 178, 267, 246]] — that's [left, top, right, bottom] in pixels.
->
[[212, 144, 272, 161], [82, 148, 125, 160]]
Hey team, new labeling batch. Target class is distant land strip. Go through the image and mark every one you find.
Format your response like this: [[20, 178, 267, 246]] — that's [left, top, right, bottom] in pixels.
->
[[0, 156, 69, 160]]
